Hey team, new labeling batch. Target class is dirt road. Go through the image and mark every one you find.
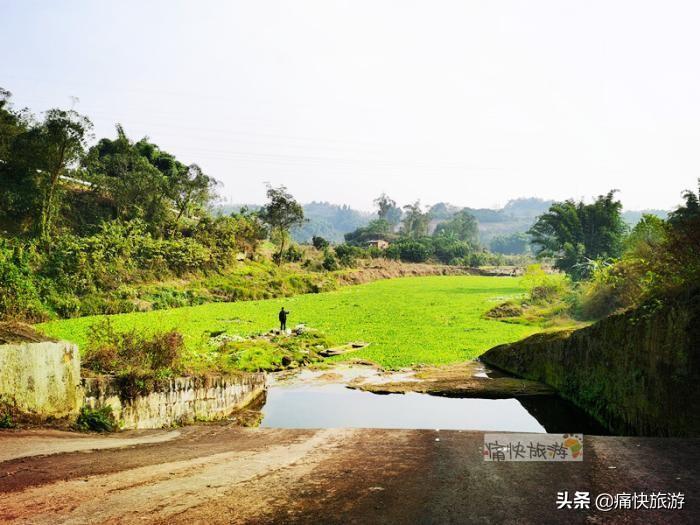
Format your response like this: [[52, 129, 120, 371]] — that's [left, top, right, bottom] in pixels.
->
[[0, 426, 697, 524]]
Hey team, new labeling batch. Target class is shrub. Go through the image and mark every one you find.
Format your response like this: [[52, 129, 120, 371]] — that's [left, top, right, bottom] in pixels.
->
[[520, 264, 566, 301], [432, 236, 473, 264], [322, 252, 339, 271], [389, 239, 433, 263], [82, 319, 184, 376], [312, 235, 329, 250], [0, 241, 46, 321], [0, 411, 15, 429], [334, 244, 361, 267], [76, 405, 115, 432], [283, 244, 303, 263]]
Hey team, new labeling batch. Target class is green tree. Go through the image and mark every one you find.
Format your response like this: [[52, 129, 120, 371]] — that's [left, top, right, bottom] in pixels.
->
[[663, 179, 700, 285], [528, 191, 627, 279], [433, 209, 479, 243], [85, 125, 216, 235], [170, 163, 216, 227], [344, 218, 394, 245], [401, 201, 430, 238], [84, 126, 169, 230], [312, 235, 329, 250], [259, 185, 305, 264], [374, 193, 402, 225], [490, 232, 530, 255], [1, 104, 92, 240], [0, 88, 29, 162]]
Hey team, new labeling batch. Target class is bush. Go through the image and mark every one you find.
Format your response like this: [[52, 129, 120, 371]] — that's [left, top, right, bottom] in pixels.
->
[[83, 319, 184, 376], [334, 244, 362, 267], [0, 241, 46, 321], [432, 236, 473, 264], [76, 405, 115, 432], [388, 239, 433, 263], [312, 235, 329, 250], [521, 264, 568, 304], [0, 411, 15, 429], [322, 252, 339, 271], [283, 244, 304, 263]]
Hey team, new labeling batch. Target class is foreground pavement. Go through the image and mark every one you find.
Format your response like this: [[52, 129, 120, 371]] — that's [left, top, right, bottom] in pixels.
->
[[0, 426, 697, 524]]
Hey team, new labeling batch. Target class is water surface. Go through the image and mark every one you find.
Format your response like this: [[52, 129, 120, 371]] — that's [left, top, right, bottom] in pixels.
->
[[260, 381, 608, 434]]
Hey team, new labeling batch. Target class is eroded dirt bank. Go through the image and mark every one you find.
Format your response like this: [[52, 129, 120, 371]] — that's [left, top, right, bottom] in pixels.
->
[[0, 425, 698, 524]]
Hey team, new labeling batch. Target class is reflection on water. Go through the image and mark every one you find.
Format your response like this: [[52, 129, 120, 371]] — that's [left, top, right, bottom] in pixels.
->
[[260, 383, 609, 434]]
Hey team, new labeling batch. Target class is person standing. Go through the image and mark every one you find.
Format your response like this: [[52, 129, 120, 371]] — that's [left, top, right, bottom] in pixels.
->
[[278, 307, 290, 331]]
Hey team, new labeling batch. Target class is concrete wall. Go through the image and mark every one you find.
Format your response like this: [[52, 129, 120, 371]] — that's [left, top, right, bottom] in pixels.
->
[[83, 373, 267, 430], [0, 340, 267, 429], [482, 291, 700, 437], [0, 341, 81, 420]]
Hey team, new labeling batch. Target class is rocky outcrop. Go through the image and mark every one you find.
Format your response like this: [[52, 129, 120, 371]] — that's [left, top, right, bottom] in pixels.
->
[[481, 292, 700, 436]]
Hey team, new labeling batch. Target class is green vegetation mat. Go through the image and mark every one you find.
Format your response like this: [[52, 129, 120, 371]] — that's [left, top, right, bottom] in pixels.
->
[[39, 276, 539, 369]]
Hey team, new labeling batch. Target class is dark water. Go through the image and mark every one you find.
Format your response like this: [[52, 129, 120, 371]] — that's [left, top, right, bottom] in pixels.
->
[[259, 383, 609, 434]]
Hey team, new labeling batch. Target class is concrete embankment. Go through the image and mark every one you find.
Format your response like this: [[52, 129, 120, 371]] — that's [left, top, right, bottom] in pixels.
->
[[481, 291, 700, 437], [0, 337, 266, 429], [0, 341, 82, 421], [83, 373, 266, 430]]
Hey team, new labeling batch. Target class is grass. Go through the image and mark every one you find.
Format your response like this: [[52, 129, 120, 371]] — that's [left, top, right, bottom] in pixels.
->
[[39, 275, 540, 370]]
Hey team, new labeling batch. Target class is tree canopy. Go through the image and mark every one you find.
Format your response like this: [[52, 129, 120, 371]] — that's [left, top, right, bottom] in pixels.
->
[[528, 191, 627, 279], [433, 209, 479, 244], [259, 185, 305, 263], [401, 201, 430, 238]]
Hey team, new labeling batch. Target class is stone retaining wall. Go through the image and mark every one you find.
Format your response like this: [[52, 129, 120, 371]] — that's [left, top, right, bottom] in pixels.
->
[[82, 373, 267, 430]]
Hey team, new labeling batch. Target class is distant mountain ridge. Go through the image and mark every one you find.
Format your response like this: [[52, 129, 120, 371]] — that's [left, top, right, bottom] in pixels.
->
[[214, 199, 668, 246]]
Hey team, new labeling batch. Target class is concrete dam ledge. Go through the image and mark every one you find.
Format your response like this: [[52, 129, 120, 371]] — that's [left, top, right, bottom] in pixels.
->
[[481, 290, 700, 437], [0, 341, 267, 430]]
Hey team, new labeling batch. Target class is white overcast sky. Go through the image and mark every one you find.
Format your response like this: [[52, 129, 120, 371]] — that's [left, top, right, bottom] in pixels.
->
[[2, 0, 699, 211]]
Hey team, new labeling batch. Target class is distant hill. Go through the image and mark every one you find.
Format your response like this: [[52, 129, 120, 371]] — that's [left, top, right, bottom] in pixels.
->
[[216, 199, 669, 250], [291, 202, 374, 243], [621, 209, 668, 225], [214, 202, 373, 244]]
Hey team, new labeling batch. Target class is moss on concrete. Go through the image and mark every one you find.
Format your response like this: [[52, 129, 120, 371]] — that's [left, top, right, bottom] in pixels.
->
[[481, 291, 700, 436]]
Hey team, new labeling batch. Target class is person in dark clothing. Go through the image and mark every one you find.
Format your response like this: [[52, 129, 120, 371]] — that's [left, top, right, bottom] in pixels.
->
[[278, 307, 290, 331]]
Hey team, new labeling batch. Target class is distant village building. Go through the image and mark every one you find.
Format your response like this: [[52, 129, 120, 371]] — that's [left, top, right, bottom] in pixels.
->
[[366, 239, 389, 250]]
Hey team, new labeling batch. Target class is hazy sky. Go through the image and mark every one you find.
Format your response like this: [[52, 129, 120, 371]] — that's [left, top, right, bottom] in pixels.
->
[[2, 1, 699, 211]]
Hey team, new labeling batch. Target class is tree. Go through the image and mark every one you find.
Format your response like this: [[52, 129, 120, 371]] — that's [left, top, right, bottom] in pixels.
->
[[433, 209, 479, 243], [0, 89, 33, 231], [374, 193, 402, 225], [36, 109, 93, 241], [170, 163, 216, 226], [401, 201, 430, 238], [85, 125, 216, 236], [1, 104, 92, 240], [0, 88, 29, 162], [528, 191, 627, 279], [662, 179, 700, 285], [259, 185, 305, 264], [490, 232, 530, 255], [312, 235, 329, 250], [344, 218, 395, 245], [84, 125, 169, 230]]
